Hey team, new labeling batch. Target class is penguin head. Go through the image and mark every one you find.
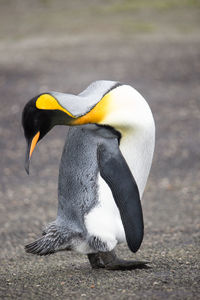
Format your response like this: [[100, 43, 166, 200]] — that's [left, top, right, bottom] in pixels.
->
[[22, 94, 74, 174]]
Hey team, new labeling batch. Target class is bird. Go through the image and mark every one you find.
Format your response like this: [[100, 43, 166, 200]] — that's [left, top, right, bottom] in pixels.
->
[[22, 80, 155, 270]]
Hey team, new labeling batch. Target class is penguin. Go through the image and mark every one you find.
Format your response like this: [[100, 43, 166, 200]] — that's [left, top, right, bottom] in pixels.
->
[[22, 80, 155, 270]]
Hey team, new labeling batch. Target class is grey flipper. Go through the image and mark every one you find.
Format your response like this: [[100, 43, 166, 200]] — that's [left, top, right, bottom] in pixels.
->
[[97, 143, 144, 253]]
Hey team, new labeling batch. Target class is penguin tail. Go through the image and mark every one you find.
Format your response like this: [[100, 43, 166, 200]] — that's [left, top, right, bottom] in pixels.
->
[[25, 223, 65, 256]]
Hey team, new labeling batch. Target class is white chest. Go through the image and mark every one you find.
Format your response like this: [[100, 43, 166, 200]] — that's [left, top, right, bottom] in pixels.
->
[[85, 173, 125, 251]]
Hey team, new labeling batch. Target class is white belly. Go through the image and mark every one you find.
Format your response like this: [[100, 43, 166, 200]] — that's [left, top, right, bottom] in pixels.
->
[[85, 173, 125, 251]]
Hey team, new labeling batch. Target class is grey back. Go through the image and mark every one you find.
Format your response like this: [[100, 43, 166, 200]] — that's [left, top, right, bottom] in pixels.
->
[[57, 125, 119, 231], [51, 80, 118, 117]]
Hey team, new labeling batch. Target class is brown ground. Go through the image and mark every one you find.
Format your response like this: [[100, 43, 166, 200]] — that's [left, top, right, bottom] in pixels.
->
[[0, 1, 199, 299]]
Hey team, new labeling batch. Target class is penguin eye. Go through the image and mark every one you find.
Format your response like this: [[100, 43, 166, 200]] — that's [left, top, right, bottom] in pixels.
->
[[33, 118, 39, 128]]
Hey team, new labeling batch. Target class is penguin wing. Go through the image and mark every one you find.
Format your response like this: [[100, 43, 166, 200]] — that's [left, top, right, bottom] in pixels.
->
[[97, 142, 144, 253]]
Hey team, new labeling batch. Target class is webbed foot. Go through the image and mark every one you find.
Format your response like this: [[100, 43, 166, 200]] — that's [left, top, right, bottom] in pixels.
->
[[87, 253, 105, 269], [100, 250, 150, 270]]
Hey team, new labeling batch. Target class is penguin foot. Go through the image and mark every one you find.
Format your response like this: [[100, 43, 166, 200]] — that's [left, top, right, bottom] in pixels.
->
[[99, 250, 150, 271], [87, 253, 105, 269]]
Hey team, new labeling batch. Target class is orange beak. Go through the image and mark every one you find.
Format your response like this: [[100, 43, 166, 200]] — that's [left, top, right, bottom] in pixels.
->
[[25, 131, 40, 174]]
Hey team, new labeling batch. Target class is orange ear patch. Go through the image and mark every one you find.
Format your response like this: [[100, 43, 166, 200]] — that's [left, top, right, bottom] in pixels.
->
[[36, 94, 75, 118], [73, 92, 112, 125]]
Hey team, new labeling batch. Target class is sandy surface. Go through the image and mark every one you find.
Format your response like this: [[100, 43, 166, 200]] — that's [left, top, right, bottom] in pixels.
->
[[0, 1, 199, 299]]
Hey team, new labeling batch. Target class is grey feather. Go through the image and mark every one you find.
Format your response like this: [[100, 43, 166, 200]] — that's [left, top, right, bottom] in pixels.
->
[[25, 220, 85, 255], [25, 222, 66, 255], [51, 80, 119, 117]]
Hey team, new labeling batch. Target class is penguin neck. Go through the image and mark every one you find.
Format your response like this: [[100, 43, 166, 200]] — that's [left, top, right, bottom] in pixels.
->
[[119, 124, 155, 198], [101, 85, 156, 198], [114, 90, 156, 199], [99, 84, 155, 197]]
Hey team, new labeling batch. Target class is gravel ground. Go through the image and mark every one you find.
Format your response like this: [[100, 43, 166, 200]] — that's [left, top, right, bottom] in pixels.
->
[[0, 1, 199, 299]]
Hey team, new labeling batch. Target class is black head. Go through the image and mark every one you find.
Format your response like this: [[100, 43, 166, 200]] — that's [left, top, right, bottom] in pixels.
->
[[22, 94, 72, 174], [22, 96, 53, 141]]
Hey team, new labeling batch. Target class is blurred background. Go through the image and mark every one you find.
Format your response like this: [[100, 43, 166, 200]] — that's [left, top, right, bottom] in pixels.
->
[[0, 0, 199, 299]]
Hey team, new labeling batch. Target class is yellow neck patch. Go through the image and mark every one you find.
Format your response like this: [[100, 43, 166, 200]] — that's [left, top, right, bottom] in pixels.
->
[[36, 94, 75, 118], [73, 91, 113, 125]]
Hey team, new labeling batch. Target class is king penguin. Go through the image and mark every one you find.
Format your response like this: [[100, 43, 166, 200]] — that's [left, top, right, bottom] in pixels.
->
[[22, 80, 155, 270]]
